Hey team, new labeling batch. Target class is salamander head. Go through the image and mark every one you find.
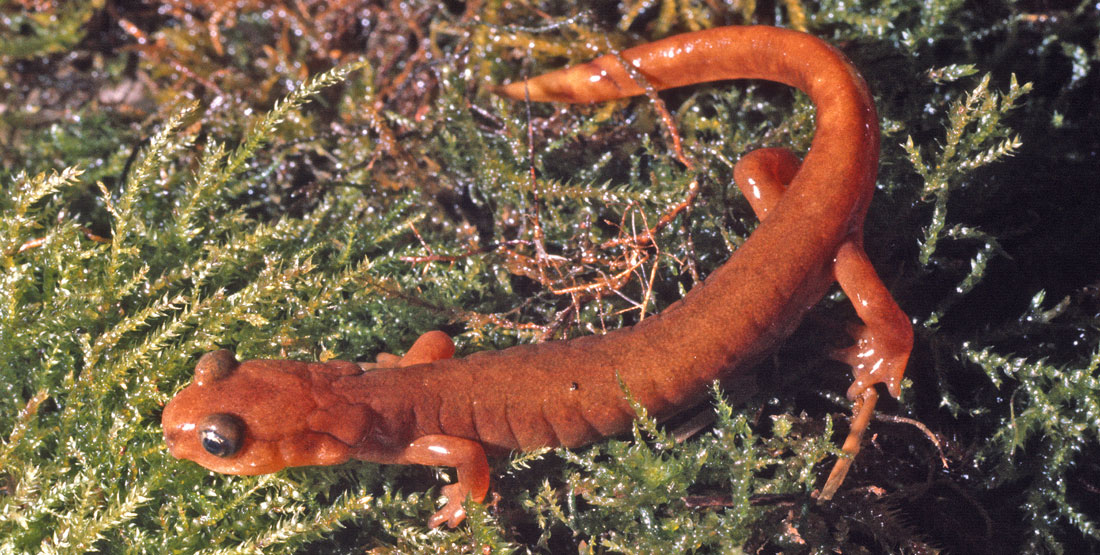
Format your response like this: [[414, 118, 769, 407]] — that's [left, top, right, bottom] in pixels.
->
[[162, 350, 353, 475]]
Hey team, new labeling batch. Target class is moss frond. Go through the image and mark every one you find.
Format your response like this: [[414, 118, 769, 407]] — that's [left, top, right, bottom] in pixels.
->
[[909, 73, 1029, 265], [963, 331, 1100, 550], [0, 166, 84, 261], [0, 1, 99, 59], [902, 71, 1031, 332]]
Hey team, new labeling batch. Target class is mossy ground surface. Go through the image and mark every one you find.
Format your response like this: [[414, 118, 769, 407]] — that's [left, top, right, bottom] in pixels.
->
[[1, 0, 1098, 552]]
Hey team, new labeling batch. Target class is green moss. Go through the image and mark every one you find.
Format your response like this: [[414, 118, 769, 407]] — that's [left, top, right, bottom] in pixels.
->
[[1, 0, 1098, 552], [0, 1, 99, 59]]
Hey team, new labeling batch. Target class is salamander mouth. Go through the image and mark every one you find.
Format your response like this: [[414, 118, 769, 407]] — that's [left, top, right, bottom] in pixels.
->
[[163, 428, 182, 457]]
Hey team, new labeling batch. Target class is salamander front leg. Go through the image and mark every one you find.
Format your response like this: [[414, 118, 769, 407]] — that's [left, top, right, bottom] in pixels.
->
[[400, 434, 491, 528], [360, 331, 456, 369], [394, 331, 456, 367], [820, 239, 913, 499]]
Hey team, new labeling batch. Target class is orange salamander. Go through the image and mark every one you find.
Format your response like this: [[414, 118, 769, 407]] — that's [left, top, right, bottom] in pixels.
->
[[162, 25, 913, 528]]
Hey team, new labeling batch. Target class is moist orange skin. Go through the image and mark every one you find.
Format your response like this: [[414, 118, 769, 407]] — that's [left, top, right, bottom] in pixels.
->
[[163, 26, 913, 528]]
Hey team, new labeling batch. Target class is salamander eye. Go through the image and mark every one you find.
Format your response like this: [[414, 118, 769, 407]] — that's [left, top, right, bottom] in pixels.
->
[[197, 414, 245, 458]]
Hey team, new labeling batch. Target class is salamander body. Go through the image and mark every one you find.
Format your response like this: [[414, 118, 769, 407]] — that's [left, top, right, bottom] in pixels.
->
[[163, 26, 913, 528]]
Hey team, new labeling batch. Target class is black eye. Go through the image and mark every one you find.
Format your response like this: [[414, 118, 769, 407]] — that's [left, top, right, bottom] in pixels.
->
[[197, 414, 245, 458]]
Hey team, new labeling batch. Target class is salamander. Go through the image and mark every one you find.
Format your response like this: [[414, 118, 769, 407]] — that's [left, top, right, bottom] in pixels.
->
[[162, 25, 913, 528]]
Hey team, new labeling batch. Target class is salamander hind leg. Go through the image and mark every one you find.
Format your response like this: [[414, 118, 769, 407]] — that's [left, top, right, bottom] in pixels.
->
[[732, 147, 801, 220], [821, 239, 913, 499], [735, 147, 913, 499], [832, 241, 911, 400], [400, 434, 490, 528]]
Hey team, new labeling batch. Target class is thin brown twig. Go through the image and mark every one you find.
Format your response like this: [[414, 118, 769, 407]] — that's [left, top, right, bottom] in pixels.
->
[[875, 413, 949, 469]]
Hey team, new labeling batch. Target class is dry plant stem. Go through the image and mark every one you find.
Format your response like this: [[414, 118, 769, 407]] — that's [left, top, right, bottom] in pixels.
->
[[609, 50, 695, 170], [17, 226, 110, 254], [115, 15, 227, 96], [599, 179, 700, 251], [819, 387, 878, 500], [875, 413, 948, 469]]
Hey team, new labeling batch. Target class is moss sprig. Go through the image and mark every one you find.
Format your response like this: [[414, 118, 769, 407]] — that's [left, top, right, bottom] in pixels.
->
[[963, 330, 1100, 551], [905, 71, 1030, 329]]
